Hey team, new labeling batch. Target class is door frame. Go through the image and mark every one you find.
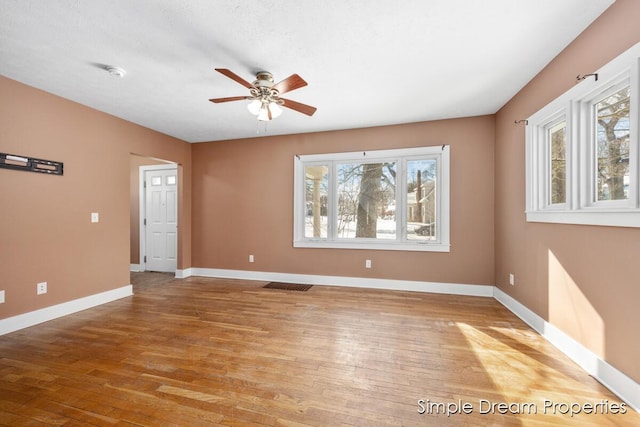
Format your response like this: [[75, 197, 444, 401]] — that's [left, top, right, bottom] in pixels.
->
[[138, 163, 178, 272]]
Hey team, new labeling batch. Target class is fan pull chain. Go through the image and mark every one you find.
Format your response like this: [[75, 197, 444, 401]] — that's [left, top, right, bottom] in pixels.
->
[[255, 120, 269, 134]]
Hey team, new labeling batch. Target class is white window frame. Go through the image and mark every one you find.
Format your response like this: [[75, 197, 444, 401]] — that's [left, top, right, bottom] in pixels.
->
[[526, 41, 640, 227], [294, 145, 450, 252]]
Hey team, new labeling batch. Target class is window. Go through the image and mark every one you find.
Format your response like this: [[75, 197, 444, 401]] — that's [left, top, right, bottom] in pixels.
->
[[549, 120, 567, 205], [294, 145, 450, 252], [526, 41, 640, 227], [594, 84, 630, 203]]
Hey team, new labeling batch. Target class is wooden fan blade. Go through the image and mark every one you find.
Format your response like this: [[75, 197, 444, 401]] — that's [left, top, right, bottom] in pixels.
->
[[281, 98, 317, 116], [272, 74, 308, 95], [215, 68, 253, 89], [209, 96, 248, 103]]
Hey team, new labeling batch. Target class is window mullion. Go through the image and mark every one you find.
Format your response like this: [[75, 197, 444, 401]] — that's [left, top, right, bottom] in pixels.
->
[[536, 125, 544, 211], [433, 155, 441, 244], [328, 160, 337, 241], [543, 124, 551, 207], [536, 125, 547, 211], [397, 159, 406, 242], [569, 101, 579, 210], [439, 147, 450, 245], [576, 99, 591, 209]]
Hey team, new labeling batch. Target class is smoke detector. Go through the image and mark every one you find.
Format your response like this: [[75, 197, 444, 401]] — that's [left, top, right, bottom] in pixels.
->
[[105, 66, 126, 78]]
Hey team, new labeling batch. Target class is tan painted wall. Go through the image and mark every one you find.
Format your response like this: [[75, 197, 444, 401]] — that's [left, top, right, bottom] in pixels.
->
[[0, 75, 192, 319], [495, 0, 640, 382], [192, 116, 495, 286]]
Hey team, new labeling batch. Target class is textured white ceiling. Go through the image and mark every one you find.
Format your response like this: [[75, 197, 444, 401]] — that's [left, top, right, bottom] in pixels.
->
[[0, 0, 614, 143]]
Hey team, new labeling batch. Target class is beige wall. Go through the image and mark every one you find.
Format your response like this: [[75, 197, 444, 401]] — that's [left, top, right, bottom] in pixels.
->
[[192, 116, 495, 285], [0, 75, 192, 319], [495, 0, 640, 383]]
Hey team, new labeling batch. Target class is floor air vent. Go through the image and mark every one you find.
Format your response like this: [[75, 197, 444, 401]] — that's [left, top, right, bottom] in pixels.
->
[[263, 282, 313, 292]]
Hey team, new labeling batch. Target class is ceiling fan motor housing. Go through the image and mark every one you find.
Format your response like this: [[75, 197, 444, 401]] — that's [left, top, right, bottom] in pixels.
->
[[253, 71, 274, 87], [250, 71, 282, 104]]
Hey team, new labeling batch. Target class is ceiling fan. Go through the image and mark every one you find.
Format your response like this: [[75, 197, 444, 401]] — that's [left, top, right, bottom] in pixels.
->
[[210, 68, 317, 121]]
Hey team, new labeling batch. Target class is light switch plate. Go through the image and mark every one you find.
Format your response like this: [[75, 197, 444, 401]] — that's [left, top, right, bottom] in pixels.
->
[[91, 212, 99, 223]]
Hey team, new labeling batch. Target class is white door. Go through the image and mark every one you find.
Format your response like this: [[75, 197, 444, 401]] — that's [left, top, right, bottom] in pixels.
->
[[144, 167, 178, 272]]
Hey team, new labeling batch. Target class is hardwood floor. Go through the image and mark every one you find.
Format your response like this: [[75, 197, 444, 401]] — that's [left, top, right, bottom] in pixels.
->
[[0, 275, 637, 426]]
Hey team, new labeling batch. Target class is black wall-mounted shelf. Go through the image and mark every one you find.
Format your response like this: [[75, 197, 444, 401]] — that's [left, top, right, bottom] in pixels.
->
[[0, 152, 63, 176]]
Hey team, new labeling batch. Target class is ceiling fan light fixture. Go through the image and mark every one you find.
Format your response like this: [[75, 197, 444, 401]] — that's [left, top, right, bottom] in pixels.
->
[[269, 102, 283, 119], [249, 99, 282, 121], [247, 99, 262, 115], [257, 105, 270, 121]]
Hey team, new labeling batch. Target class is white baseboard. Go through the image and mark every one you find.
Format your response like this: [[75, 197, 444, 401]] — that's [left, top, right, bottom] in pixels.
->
[[175, 268, 192, 279], [494, 287, 639, 412], [0, 285, 133, 336], [189, 267, 494, 297], [130, 264, 142, 272]]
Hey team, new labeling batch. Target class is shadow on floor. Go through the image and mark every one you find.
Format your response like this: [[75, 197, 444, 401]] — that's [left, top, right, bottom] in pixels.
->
[[130, 271, 175, 291]]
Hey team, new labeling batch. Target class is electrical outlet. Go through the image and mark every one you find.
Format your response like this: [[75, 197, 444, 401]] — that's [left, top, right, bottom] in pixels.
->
[[37, 282, 47, 295], [509, 274, 515, 286], [365, 259, 372, 269], [0, 290, 5, 304], [249, 254, 254, 263]]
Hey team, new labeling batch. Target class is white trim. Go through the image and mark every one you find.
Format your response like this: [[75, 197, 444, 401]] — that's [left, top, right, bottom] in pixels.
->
[[130, 263, 142, 272], [189, 267, 494, 297], [294, 145, 450, 252], [526, 41, 640, 227], [526, 210, 640, 228], [175, 268, 192, 279], [494, 287, 639, 413], [0, 285, 133, 336], [138, 164, 178, 273], [293, 241, 451, 252]]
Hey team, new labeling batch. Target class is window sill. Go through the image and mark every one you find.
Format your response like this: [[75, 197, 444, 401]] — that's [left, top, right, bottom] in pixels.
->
[[293, 240, 451, 252], [526, 210, 640, 228]]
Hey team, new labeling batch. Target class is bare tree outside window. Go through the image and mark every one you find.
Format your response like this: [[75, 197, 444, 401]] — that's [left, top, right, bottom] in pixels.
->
[[337, 162, 396, 239], [550, 122, 567, 204], [596, 86, 630, 201]]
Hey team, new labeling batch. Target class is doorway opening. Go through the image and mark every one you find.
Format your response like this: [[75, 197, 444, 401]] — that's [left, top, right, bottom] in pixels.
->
[[130, 155, 178, 274]]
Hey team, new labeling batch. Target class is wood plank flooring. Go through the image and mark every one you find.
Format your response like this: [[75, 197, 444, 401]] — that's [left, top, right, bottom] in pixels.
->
[[0, 275, 637, 426]]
